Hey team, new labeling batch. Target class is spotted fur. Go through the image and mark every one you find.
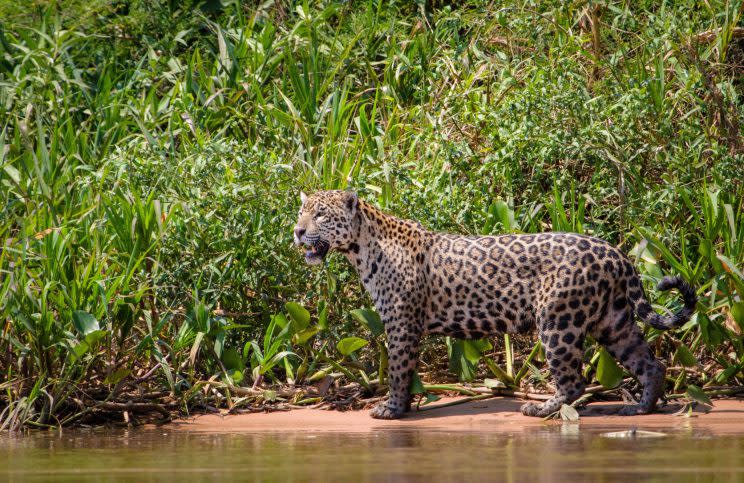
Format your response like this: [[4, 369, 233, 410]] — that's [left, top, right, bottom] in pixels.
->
[[293, 191, 698, 419]]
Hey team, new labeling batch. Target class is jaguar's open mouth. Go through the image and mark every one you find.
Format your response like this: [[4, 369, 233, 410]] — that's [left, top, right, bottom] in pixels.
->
[[302, 239, 330, 265]]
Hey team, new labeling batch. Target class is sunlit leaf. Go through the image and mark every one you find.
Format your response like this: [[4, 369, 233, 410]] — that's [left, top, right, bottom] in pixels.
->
[[285, 302, 311, 331], [83, 330, 106, 347], [337, 337, 368, 357], [70, 342, 90, 361], [730, 302, 744, 333], [673, 344, 698, 368], [409, 371, 426, 395], [463, 339, 492, 363], [72, 310, 99, 336], [318, 303, 329, 331], [292, 327, 320, 346], [559, 404, 580, 421], [225, 368, 244, 384], [484, 378, 506, 389], [686, 384, 712, 406], [423, 392, 441, 405], [350, 308, 384, 338], [596, 347, 623, 389]]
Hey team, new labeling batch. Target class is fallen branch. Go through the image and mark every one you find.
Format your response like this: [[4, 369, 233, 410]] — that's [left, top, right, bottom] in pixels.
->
[[134, 358, 167, 384], [423, 384, 478, 396], [197, 381, 303, 398], [692, 27, 744, 43], [416, 394, 497, 412], [469, 386, 552, 401], [668, 386, 744, 400], [97, 401, 171, 418]]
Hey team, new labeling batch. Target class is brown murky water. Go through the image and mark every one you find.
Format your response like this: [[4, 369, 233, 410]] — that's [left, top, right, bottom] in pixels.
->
[[1, 424, 743, 482]]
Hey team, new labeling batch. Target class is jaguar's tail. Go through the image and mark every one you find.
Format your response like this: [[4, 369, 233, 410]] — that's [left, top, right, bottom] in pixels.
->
[[628, 275, 697, 330]]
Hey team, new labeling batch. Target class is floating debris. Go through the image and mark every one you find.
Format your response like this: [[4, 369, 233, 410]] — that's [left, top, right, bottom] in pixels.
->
[[601, 428, 667, 438]]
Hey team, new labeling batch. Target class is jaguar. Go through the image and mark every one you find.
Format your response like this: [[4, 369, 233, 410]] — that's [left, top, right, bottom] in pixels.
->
[[293, 190, 697, 419]]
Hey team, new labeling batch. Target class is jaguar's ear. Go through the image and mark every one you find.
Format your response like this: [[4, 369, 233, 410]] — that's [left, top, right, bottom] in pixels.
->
[[300, 191, 308, 205], [345, 191, 358, 214]]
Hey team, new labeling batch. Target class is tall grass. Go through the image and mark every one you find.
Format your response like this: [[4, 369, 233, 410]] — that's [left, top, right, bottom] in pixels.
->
[[1, 0, 742, 428]]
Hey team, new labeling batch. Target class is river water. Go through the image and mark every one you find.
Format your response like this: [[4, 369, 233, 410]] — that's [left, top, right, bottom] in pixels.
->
[[1, 423, 743, 481]]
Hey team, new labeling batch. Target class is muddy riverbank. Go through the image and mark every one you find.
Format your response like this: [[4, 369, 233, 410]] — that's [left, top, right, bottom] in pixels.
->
[[173, 397, 744, 435]]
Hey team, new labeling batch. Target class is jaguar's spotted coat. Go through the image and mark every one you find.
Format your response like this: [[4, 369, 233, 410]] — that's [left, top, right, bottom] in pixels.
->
[[293, 191, 697, 419]]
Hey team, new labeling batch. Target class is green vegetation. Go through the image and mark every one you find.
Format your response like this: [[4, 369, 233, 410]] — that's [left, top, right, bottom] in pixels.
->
[[1, 0, 742, 429]]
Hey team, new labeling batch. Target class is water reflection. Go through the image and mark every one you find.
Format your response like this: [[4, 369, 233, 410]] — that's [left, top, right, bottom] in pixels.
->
[[1, 424, 743, 481]]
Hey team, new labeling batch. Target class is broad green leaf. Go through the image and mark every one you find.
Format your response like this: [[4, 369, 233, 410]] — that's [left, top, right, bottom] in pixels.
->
[[447, 338, 479, 382], [318, 303, 329, 331], [70, 341, 90, 361], [72, 310, 99, 335], [717, 254, 744, 295], [285, 302, 310, 331], [686, 384, 712, 406], [493, 199, 518, 232], [350, 308, 384, 338], [3, 164, 20, 185], [307, 368, 332, 382], [731, 302, 744, 332], [714, 365, 739, 383], [463, 339, 492, 363], [260, 351, 297, 374], [224, 368, 244, 384], [336, 337, 368, 356], [409, 371, 426, 395], [84, 329, 107, 347], [596, 347, 623, 389], [213, 330, 225, 359], [222, 347, 244, 371], [673, 344, 698, 367], [292, 326, 320, 346], [271, 313, 290, 331], [423, 392, 441, 405]]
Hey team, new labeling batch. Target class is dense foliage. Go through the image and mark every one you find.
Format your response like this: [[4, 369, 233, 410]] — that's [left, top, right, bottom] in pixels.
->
[[1, 0, 742, 428]]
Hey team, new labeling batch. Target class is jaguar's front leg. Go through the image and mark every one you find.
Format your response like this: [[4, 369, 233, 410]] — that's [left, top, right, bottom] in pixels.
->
[[370, 321, 421, 420]]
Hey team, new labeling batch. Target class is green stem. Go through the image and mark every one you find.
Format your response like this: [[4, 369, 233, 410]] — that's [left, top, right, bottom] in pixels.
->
[[323, 355, 370, 390], [423, 384, 478, 396], [378, 342, 388, 387], [514, 341, 542, 385], [484, 358, 514, 386], [504, 333, 514, 378]]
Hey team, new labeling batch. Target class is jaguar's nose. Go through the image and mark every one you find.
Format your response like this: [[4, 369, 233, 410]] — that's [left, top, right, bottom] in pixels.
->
[[294, 227, 306, 242]]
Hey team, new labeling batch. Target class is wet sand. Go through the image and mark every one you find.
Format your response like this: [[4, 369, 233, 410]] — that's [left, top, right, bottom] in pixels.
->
[[172, 397, 744, 435]]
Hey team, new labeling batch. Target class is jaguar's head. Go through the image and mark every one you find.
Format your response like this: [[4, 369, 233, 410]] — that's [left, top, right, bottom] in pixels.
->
[[293, 190, 360, 266]]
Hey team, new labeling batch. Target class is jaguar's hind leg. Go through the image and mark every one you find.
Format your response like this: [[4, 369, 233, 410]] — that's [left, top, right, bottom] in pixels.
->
[[593, 307, 665, 415], [521, 326, 586, 418]]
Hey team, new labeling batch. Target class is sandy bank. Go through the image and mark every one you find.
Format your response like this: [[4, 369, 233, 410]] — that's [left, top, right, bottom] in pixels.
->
[[172, 397, 744, 435]]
